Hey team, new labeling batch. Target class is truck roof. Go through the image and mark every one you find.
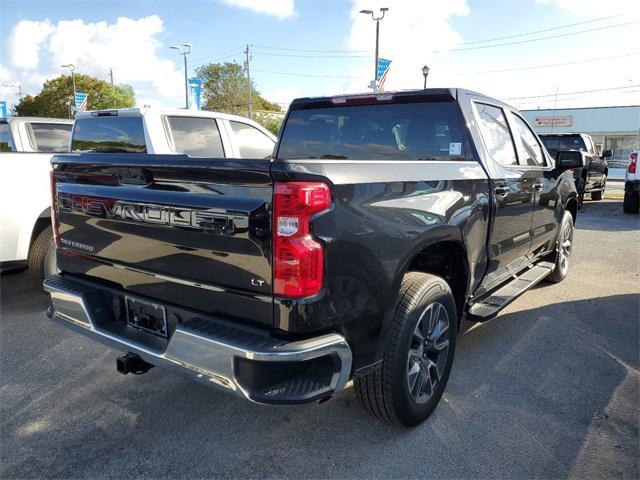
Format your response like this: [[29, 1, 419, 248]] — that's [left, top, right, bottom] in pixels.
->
[[288, 88, 517, 111], [3, 116, 74, 125], [74, 107, 262, 124]]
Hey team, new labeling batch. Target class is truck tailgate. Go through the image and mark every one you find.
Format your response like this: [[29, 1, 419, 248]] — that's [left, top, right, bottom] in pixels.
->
[[52, 154, 273, 328]]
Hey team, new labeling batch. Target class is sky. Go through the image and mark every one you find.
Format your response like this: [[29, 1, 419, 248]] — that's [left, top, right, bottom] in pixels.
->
[[1, 0, 639, 113]]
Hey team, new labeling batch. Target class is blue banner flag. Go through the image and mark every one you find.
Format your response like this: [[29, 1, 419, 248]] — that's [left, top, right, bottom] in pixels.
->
[[376, 58, 392, 81], [0, 101, 7, 119], [188, 78, 201, 110], [75, 92, 88, 112]]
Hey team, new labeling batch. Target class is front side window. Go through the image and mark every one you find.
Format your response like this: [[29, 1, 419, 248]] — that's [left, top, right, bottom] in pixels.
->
[[229, 121, 275, 159], [475, 103, 518, 167], [166, 116, 224, 157], [277, 100, 473, 161], [29, 123, 72, 152], [72, 116, 146, 153], [0, 123, 13, 152], [511, 114, 545, 166]]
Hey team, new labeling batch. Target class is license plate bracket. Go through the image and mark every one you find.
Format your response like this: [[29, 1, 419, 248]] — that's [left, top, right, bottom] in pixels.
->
[[125, 296, 168, 338]]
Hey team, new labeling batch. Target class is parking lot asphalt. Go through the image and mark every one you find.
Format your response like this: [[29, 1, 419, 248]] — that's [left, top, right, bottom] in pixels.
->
[[1, 199, 638, 480]]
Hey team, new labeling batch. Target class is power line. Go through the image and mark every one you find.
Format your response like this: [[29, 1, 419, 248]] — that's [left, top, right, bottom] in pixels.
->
[[457, 51, 640, 75], [190, 45, 246, 62], [460, 14, 620, 45], [441, 20, 640, 52], [252, 68, 359, 79], [251, 50, 373, 58], [505, 84, 640, 100], [252, 44, 369, 54]]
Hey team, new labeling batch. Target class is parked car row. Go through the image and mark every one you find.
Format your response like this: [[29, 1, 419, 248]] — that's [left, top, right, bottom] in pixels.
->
[[0, 109, 276, 282]]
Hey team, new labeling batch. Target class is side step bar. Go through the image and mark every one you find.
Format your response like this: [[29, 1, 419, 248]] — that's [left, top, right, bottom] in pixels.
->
[[467, 261, 554, 322]]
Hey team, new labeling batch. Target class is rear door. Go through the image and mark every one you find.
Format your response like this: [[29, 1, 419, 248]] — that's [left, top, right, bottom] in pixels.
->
[[54, 154, 274, 328], [472, 102, 534, 288]]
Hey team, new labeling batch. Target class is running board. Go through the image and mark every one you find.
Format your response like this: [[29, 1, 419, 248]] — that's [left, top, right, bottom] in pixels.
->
[[467, 262, 554, 322]]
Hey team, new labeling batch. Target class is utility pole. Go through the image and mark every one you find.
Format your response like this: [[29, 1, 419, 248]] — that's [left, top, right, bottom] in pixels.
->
[[245, 44, 253, 119], [170, 44, 192, 109], [360, 8, 388, 92], [109, 68, 114, 86]]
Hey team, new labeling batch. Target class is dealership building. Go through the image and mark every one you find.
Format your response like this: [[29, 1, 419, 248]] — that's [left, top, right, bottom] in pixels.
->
[[521, 105, 640, 167]]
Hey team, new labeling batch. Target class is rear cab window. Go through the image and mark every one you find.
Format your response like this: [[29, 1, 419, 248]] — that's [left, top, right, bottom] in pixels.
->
[[229, 121, 275, 159], [277, 99, 474, 161], [72, 115, 146, 153], [165, 116, 225, 157], [28, 122, 72, 152], [0, 122, 13, 152], [539, 135, 587, 158]]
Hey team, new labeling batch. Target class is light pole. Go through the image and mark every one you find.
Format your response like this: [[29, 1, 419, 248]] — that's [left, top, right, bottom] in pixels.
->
[[171, 44, 192, 109], [422, 65, 430, 89], [360, 7, 388, 92], [60, 64, 76, 112]]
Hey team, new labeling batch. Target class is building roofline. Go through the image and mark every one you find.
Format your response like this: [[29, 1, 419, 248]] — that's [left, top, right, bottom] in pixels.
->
[[521, 105, 640, 113]]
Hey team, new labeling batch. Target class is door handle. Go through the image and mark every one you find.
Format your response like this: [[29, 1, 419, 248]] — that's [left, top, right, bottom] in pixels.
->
[[494, 185, 508, 196], [533, 182, 543, 190]]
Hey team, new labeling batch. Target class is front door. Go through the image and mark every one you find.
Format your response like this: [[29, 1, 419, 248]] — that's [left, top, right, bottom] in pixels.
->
[[473, 102, 535, 289]]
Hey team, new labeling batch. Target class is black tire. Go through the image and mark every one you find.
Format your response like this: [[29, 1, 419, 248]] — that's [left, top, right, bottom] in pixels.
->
[[591, 189, 603, 201], [354, 272, 457, 427], [576, 178, 585, 209], [623, 190, 639, 214], [548, 211, 574, 283], [28, 227, 57, 285]]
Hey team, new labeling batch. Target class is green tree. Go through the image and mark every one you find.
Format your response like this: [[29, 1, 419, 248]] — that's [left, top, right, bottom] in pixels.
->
[[14, 74, 135, 118], [195, 62, 282, 130]]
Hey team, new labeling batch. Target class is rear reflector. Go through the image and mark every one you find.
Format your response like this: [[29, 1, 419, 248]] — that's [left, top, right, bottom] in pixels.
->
[[273, 182, 331, 299], [629, 152, 637, 174], [50, 170, 61, 247]]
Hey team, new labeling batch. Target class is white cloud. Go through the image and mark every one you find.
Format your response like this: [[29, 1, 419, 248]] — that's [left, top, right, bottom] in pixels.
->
[[344, 0, 469, 92], [3, 15, 184, 109], [220, 0, 295, 19]]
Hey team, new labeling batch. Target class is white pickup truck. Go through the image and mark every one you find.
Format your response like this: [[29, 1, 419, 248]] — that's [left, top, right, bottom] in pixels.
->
[[0, 116, 73, 280], [1, 108, 277, 282]]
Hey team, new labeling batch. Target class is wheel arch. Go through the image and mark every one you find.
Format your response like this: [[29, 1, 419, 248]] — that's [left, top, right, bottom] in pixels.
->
[[29, 207, 52, 255]]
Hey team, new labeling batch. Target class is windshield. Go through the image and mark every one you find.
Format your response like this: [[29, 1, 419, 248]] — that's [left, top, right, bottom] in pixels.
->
[[540, 135, 586, 155], [277, 100, 474, 161], [72, 116, 146, 153]]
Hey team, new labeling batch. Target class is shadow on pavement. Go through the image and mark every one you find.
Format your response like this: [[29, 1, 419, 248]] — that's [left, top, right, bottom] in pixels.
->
[[1, 270, 638, 479], [577, 199, 639, 232]]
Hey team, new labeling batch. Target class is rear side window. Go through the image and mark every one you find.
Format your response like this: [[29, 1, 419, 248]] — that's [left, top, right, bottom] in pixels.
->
[[277, 100, 473, 161], [475, 103, 517, 167], [511, 115, 545, 166], [72, 116, 146, 153], [166, 116, 224, 157], [0, 123, 13, 152], [229, 121, 275, 159], [29, 123, 72, 152]]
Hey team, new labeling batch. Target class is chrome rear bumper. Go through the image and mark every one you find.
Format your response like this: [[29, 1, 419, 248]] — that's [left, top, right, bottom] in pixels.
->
[[43, 275, 352, 404]]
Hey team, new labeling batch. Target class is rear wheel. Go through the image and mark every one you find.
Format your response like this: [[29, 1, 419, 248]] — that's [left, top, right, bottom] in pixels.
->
[[623, 190, 639, 213], [548, 211, 574, 283], [355, 272, 457, 427], [28, 227, 57, 285]]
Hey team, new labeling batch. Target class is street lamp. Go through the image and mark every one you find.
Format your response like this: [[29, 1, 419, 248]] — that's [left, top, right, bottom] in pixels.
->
[[60, 64, 76, 112], [422, 65, 430, 89], [171, 44, 192, 109], [360, 7, 388, 92]]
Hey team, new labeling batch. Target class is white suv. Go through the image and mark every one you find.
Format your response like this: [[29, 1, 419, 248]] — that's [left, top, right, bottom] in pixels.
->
[[623, 150, 639, 214]]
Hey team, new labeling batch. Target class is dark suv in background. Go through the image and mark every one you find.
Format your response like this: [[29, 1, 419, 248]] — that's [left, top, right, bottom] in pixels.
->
[[539, 133, 611, 206]]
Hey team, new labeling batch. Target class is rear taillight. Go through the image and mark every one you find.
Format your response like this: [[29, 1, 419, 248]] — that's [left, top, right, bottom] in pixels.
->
[[629, 152, 637, 174], [273, 182, 331, 299], [50, 170, 60, 247]]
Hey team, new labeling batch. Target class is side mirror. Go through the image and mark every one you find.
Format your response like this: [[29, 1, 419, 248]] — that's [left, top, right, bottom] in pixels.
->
[[602, 149, 613, 159], [555, 150, 584, 171]]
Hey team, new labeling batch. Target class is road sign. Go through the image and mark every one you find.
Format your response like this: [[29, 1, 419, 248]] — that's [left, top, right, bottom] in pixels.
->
[[188, 78, 201, 110], [0, 101, 7, 119], [75, 92, 88, 113]]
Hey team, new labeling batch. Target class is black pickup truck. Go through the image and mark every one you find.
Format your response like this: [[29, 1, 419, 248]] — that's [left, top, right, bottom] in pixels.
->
[[45, 89, 580, 427]]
